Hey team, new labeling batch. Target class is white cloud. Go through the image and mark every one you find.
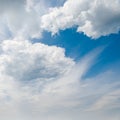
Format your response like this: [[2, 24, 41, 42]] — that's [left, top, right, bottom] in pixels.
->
[[41, 0, 120, 38], [0, 0, 52, 40], [0, 38, 74, 119], [0, 0, 120, 120], [0, 0, 67, 41], [89, 89, 120, 111], [0, 38, 74, 82], [0, 39, 120, 120], [0, 0, 120, 40]]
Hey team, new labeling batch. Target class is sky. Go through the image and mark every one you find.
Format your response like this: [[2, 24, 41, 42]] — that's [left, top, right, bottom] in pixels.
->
[[0, 0, 120, 120]]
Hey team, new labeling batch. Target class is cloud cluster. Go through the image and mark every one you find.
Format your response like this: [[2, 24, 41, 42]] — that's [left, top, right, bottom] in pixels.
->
[[0, 38, 74, 119], [0, 0, 66, 41], [0, 0, 120, 120], [0, 38, 74, 82], [41, 0, 120, 38], [0, 39, 120, 120], [0, 0, 120, 40]]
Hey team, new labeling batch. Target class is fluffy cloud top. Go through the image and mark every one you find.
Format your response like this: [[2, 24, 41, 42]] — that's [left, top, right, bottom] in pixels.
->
[[0, 0, 120, 40], [0, 39, 120, 120], [0, 0, 54, 40], [41, 0, 120, 38], [0, 39, 74, 82]]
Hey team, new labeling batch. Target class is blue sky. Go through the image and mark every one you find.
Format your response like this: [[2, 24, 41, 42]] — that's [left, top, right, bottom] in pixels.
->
[[0, 0, 120, 120], [37, 29, 120, 77]]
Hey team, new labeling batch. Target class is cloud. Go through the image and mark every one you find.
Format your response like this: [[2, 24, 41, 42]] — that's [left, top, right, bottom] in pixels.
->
[[0, 39, 120, 120], [81, 70, 120, 111], [0, 0, 120, 40], [0, 0, 67, 41], [41, 0, 120, 38], [0, 38, 74, 119], [0, 0, 53, 40], [0, 1, 120, 120], [0, 38, 74, 82]]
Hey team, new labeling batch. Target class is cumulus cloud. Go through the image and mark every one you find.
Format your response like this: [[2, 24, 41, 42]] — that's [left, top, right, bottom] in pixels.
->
[[0, 39, 120, 120], [41, 0, 120, 38], [0, 0, 120, 120], [0, 0, 120, 40], [0, 38, 95, 119], [0, 38, 74, 119], [0, 39, 74, 82], [0, 0, 67, 41]]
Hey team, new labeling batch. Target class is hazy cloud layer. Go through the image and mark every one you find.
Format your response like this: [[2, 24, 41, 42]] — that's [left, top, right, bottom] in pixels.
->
[[0, 0, 53, 40], [0, 39, 120, 120], [0, 0, 66, 40]]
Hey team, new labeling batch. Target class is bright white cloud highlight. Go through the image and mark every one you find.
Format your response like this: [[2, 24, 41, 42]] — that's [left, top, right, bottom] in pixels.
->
[[0, 0, 120, 40], [41, 0, 120, 38]]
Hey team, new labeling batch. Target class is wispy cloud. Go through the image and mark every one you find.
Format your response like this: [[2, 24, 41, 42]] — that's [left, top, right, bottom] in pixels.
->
[[0, 39, 119, 120]]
